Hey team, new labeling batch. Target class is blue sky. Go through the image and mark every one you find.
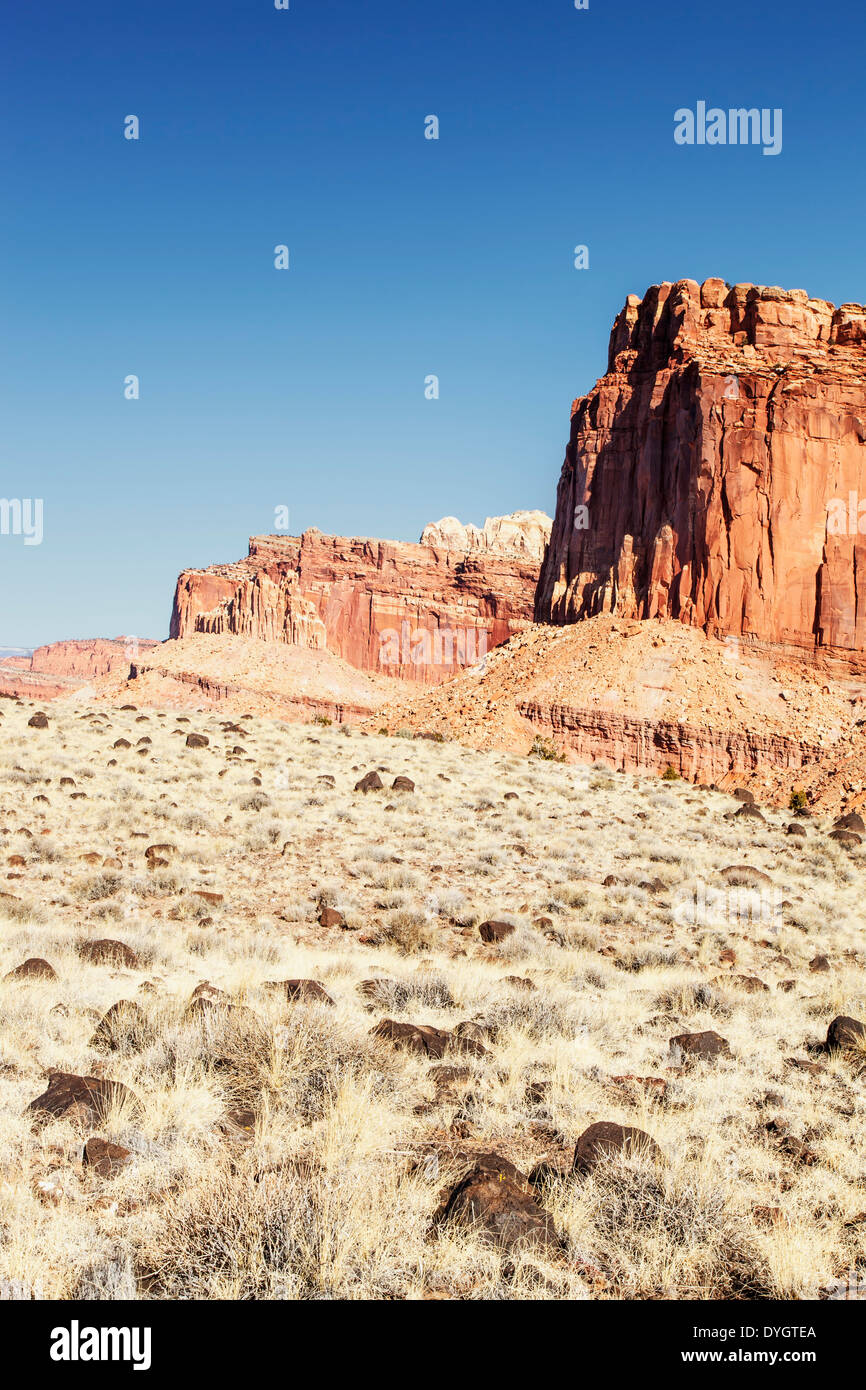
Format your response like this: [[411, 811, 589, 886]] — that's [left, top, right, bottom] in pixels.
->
[[1, 0, 864, 647]]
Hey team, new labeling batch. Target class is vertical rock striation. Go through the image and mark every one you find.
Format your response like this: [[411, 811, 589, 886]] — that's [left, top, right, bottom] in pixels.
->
[[536, 279, 866, 664]]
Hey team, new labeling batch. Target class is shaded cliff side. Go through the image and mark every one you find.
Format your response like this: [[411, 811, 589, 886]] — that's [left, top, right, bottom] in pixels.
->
[[536, 279, 866, 666]]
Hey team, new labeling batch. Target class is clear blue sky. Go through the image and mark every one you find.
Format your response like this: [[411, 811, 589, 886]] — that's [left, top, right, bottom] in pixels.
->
[[2, 0, 863, 647]]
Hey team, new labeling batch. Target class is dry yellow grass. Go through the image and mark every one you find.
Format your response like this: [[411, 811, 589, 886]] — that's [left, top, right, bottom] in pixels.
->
[[0, 697, 864, 1300]]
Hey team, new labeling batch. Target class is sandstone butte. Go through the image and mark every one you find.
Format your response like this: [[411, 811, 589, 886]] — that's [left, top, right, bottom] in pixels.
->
[[169, 511, 551, 686], [536, 278, 866, 669]]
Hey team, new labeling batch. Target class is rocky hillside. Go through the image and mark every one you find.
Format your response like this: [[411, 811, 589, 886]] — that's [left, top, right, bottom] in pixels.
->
[[368, 613, 866, 813]]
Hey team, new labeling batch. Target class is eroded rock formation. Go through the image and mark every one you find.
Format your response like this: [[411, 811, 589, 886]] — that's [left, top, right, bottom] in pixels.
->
[[536, 279, 866, 664], [419, 510, 551, 559], [171, 514, 550, 684]]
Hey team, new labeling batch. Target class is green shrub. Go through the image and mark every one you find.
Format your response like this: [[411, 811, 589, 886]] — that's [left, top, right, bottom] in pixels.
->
[[529, 736, 565, 763]]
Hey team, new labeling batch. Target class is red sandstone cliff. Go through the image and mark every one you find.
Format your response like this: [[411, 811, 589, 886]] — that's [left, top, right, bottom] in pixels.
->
[[536, 279, 866, 665], [170, 514, 550, 684], [0, 638, 159, 701]]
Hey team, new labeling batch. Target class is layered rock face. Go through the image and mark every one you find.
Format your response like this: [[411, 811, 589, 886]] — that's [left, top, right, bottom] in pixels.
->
[[0, 638, 158, 701], [171, 514, 550, 685], [536, 279, 866, 664]]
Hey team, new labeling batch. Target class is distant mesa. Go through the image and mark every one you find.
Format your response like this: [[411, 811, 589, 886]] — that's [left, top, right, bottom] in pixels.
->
[[0, 637, 159, 702], [169, 511, 551, 686]]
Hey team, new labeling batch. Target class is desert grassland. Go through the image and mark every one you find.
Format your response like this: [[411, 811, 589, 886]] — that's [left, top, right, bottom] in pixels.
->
[[0, 697, 863, 1302]]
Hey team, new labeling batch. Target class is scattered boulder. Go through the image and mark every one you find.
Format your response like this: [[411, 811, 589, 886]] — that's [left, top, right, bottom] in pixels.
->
[[732, 788, 755, 804], [221, 1107, 257, 1141], [809, 955, 831, 973], [318, 905, 346, 929], [830, 829, 861, 847], [195, 890, 224, 907], [826, 1016, 866, 1051], [716, 974, 769, 993], [391, 776, 415, 792], [27, 712, 49, 729], [144, 843, 176, 863], [90, 1000, 147, 1050], [4, 958, 56, 982], [371, 1019, 451, 1058], [185, 733, 209, 749], [354, 771, 384, 792], [834, 811, 866, 835], [786, 823, 807, 837], [478, 919, 515, 944], [274, 979, 334, 1007], [670, 1030, 732, 1061], [29, 1071, 138, 1126], [112, 738, 131, 750], [83, 1136, 133, 1178], [78, 939, 139, 969], [573, 1121, 664, 1175], [433, 1151, 559, 1254], [721, 865, 772, 887]]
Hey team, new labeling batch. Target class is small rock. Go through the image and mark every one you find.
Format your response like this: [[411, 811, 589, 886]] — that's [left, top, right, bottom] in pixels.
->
[[434, 1151, 559, 1255], [830, 829, 861, 847], [371, 1019, 451, 1058], [83, 1136, 133, 1178], [826, 1016, 866, 1051], [29, 1071, 138, 1126], [573, 1121, 663, 1175], [4, 958, 56, 982], [274, 979, 334, 1006], [354, 772, 384, 792], [90, 1000, 147, 1051], [478, 919, 515, 944], [78, 939, 139, 969], [721, 865, 772, 887], [670, 1030, 732, 1061], [318, 905, 346, 929]]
